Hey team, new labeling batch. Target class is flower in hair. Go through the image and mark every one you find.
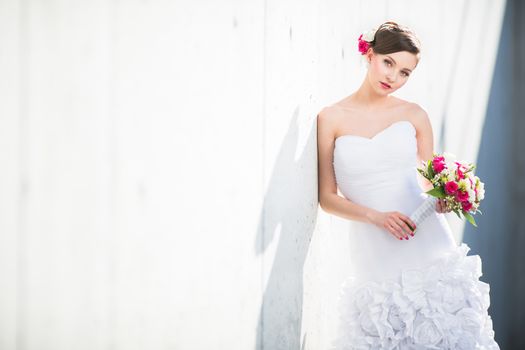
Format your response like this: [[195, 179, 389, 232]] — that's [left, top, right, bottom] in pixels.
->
[[357, 28, 377, 55]]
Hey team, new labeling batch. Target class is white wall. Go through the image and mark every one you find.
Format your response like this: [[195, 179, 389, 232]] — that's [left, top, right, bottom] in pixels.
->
[[0, 0, 505, 349]]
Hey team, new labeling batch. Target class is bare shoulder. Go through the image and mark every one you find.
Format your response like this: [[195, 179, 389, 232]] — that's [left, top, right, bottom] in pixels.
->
[[316, 105, 345, 139], [317, 103, 348, 119], [406, 101, 429, 118], [404, 102, 432, 131]]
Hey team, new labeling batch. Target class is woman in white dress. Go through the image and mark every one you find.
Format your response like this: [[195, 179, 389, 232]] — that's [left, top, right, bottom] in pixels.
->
[[317, 21, 499, 349]]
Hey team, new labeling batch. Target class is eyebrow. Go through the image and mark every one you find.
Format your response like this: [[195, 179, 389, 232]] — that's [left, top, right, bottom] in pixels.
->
[[386, 55, 413, 72]]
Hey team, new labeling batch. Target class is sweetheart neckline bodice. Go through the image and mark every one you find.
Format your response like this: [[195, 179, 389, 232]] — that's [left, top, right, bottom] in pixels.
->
[[335, 120, 415, 142], [332, 118, 419, 202]]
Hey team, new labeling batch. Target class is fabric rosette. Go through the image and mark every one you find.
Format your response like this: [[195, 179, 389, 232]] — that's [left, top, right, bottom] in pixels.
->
[[330, 243, 499, 350]]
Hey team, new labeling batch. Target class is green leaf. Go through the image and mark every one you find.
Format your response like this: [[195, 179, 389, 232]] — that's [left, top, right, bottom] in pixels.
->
[[427, 160, 435, 178], [463, 211, 478, 227], [464, 165, 475, 174], [452, 209, 461, 219], [426, 187, 446, 198]]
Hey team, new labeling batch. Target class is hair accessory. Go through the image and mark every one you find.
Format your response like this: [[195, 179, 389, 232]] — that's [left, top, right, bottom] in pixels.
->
[[357, 28, 377, 55]]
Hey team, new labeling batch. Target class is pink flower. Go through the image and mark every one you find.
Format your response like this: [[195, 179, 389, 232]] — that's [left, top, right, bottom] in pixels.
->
[[455, 162, 466, 179], [462, 201, 473, 212], [432, 156, 446, 173], [358, 34, 370, 54], [455, 190, 469, 202], [445, 181, 459, 195]]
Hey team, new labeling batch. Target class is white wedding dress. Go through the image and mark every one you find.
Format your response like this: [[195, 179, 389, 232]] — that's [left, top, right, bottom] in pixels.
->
[[329, 120, 499, 349]]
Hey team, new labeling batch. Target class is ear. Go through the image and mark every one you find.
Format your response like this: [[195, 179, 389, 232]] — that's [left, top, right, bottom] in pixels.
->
[[366, 48, 374, 63]]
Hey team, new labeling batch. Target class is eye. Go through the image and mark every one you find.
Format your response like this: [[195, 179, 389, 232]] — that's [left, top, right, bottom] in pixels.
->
[[384, 59, 392, 66], [402, 71, 410, 77]]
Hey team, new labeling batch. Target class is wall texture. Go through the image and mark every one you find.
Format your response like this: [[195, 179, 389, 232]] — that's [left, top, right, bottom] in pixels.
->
[[463, 0, 525, 349], [0, 0, 511, 349]]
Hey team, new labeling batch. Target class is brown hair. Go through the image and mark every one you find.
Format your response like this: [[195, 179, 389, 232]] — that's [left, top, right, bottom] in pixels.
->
[[368, 21, 421, 58]]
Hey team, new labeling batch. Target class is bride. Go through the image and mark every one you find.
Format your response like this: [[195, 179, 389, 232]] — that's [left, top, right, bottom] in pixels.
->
[[317, 21, 500, 349]]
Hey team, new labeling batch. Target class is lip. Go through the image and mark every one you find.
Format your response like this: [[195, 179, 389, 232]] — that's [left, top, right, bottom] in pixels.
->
[[380, 81, 391, 89]]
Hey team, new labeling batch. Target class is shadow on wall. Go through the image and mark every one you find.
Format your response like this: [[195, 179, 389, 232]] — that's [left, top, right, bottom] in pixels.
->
[[253, 106, 319, 350]]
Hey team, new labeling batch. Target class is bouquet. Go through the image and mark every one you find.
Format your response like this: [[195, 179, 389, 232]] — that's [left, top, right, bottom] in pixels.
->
[[409, 152, 485, 231]]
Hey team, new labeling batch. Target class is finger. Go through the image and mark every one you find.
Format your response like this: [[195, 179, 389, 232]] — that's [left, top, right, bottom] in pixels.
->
[[442, 200, 448, 213], [391, 221, 409, 240], [396, 218, 413, 237], [400, 215, 417, 232], [392, 227, 406, 240], [386, 222, 404, 240]]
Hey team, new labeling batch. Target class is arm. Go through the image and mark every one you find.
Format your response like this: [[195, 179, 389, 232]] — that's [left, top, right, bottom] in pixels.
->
[[317, 107, 417, 239], [317, 107, 379, 224], [412, 104, 451, 213], [413, 105, 435, 192]]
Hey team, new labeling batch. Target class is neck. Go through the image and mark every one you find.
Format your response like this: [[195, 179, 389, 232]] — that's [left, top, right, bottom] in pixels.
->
[[354, 77, 390, 109]]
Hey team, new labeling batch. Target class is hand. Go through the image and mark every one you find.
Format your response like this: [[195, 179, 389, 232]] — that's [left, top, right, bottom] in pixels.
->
[[369, 210, 417, 241], [436, 198, 452, 213]]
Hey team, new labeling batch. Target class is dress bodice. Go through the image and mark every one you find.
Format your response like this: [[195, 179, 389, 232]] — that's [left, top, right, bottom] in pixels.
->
[[333, 120, 421, 213], [332, 120, 456, 281]]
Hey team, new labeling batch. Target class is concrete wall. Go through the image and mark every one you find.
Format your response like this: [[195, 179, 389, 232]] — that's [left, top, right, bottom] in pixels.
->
[[463, 0, 525, 349], [0, 0, 510, 349]]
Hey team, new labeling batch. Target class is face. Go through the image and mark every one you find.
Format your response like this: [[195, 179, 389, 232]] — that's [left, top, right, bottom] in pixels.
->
[[366, 49, 419, 94]]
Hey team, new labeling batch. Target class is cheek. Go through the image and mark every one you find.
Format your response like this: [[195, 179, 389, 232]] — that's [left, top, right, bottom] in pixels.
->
[[372, 61, 388, 75], [398, 77, 409, 85], [368, 62, 378, 76]]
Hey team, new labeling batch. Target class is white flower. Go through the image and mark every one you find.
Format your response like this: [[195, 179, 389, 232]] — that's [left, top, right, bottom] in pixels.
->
[[361, 28, 377, 42], [468, 188, 476, 202], [477, 187, 485, 201], [443, 151, 456, 164]]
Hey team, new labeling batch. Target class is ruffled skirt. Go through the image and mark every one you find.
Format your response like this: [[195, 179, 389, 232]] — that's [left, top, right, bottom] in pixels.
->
[[330, 243, 500, 350]]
